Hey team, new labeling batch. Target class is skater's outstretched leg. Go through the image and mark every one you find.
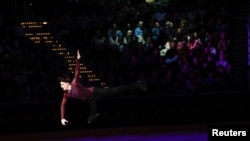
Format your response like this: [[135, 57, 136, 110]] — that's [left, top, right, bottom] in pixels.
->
[[87, 80, 147, 123], [93, 80, 147, 99], [87, 96, 100, 124]]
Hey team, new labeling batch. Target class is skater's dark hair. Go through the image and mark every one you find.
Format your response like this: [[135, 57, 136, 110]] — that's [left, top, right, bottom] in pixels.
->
[[59, 75, 71, 83]]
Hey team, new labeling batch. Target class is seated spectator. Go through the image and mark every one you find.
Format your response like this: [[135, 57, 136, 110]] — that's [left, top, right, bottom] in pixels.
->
[[216, 53, 231, 75]]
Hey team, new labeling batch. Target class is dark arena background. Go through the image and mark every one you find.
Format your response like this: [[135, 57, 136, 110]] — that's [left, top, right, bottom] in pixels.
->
[[0, 0, 249, 141]]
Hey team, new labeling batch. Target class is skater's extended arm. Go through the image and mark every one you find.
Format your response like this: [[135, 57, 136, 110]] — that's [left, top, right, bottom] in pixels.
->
[[60, 94, 68, 126], [72, 50, 81, 83]]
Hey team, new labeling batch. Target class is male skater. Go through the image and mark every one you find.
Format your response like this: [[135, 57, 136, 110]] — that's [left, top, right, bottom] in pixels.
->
[[59, 50, 147, 126]]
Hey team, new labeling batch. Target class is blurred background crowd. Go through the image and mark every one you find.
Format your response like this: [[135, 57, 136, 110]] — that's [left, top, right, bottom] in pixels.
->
[[0, 0, 240, 103]]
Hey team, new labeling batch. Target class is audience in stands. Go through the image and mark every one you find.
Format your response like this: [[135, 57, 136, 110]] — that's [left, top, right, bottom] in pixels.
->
[[0, 0, 234, 103]]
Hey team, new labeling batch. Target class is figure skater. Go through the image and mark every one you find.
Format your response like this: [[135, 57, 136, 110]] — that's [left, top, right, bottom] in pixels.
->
[[59, 50, 147, 126]]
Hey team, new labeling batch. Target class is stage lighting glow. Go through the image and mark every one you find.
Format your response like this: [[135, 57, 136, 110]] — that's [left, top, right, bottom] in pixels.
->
[[145, 0, 155, 4]]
